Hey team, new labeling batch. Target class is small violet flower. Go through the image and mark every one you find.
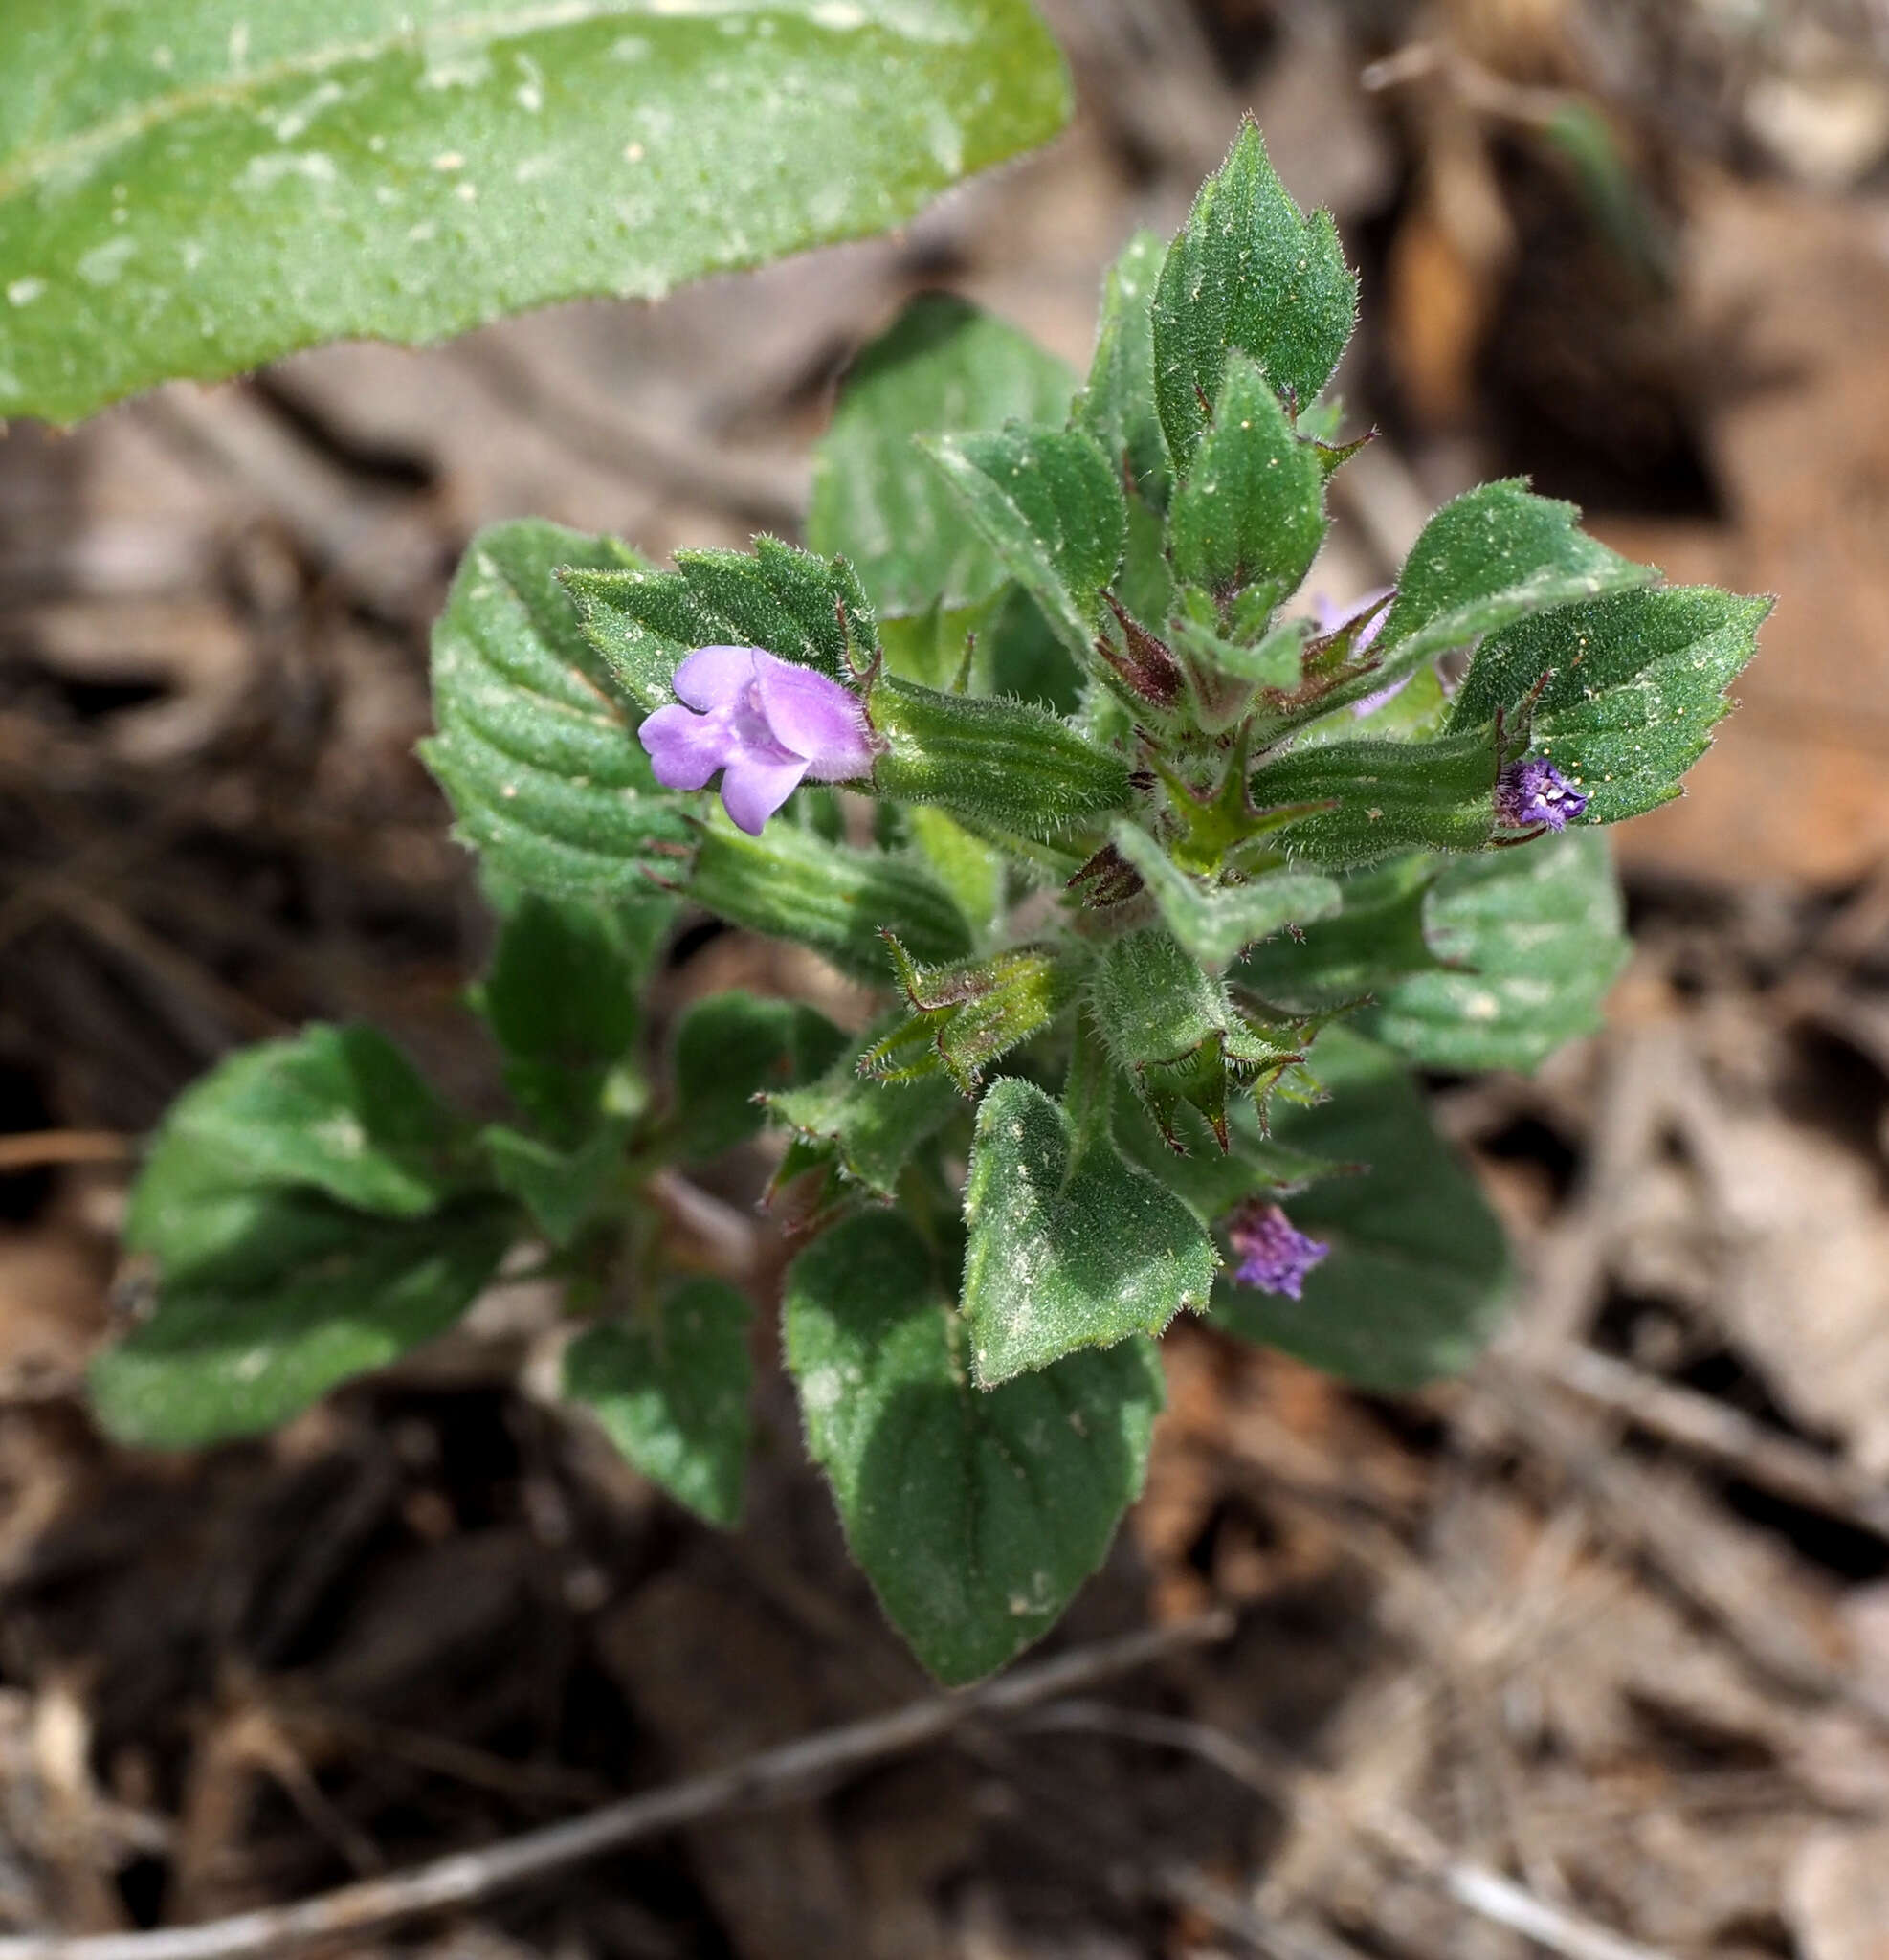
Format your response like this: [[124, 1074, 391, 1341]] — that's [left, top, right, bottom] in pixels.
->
[[1495, 755, 1588, 833], [639, 646, 876, 836], [1224, 1199, 1329, 1301]]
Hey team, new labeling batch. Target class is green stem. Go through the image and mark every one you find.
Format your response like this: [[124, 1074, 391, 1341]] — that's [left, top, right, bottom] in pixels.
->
[[1061, 1013, 1115, 1155]]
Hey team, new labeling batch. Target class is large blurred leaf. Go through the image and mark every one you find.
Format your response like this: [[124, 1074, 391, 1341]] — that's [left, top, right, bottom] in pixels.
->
[[563, 1279, 753, 1526], [784, 1211, 1164, 1683], [423, 520, 692, 902], [0, 0, 1071, 422], [1364, 832, 1631, 1072], [810, 294, 1075, 617], [93, 1195, 512, 1448], [128, 1023, 475, 1263], [1213, 1027, 1510, 1388]]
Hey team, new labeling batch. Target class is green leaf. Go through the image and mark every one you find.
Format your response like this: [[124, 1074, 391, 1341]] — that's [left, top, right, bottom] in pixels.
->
[[1250, 731, 1499, 868], [1149, 119, 1358, 468], [1364, 831, 1631, 1072], [1076, 228, 1172, 512], [664, 992, 846, 1162], [810, 294, 1075, 617], [423, 520, 692, 902], [962, 1075, 1215, 1384], [1167, 351, 1326, 602], [1213, 1027, 1510, 1388], [0, 0, 1072, 423], [92, 1196, 513, 1449], [563, 1279, 753, 1527], [1234, 855, 1449, 1013], [1448, 585, 1768, 825], [870, 673, 1132, 842], [765, 1015, 962, 1211], [686, 815, 973, 986], [1325, 481, 1656, 716], [922, 423, 1126, 662], [985, 582, 1085, 715], [565, 538, 876, 711], [480, 1121, 625, 1248], [1110, 821, 1341, 971], [128, 1025, 472, 1270], [473, 892, 668, 1144], [784, 1211, 1164, 1683]]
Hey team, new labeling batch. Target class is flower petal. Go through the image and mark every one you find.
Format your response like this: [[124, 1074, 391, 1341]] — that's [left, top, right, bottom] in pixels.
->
[[671, 644, 758, 712], [751, 652, 875, 779], [638, 702, 736, 791], [720, 753, 811, 835]]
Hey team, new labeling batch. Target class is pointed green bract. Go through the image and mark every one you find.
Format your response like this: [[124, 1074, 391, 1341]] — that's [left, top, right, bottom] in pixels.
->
[[563, 1280, 754, 1527], [867, 942, 1078, 1094], [0, 0, 1072, 423], [1213, 1027, 1510, 1388], [785, 1211, 1165, 1683], [687, 816, 973, 985], [811, 295, 1076, 617], [922, 423, 1127, 663], [1167, 351, 1326, 602], [92, 1196, 513, 1449], [1449, 585, 1768, 824], [766, 1019, 963, 1212], [1149, 120, 1358, 467], [1112, 823, 1341, 972], [1077, 229, 1173, 512], [1365, 833, 1631, 1071], [962, 1075, 1216, 1384], [424, 521, 692, 901]]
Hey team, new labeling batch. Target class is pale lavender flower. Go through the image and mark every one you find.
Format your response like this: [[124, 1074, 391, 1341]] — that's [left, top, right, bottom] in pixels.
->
[[1495, 755, 1588, 832], [1312, 587, 1408, 718], [638, 646, 876, 835], [1224, 1199, 1329, 1301]]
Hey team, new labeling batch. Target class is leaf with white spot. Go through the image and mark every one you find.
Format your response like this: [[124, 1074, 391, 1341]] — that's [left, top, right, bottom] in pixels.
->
[[0, 0, 1071, 421]]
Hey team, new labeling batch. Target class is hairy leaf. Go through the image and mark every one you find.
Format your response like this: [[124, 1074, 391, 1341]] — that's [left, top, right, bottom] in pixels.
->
[[1449, 585, 1768, 825], [1076, 229, 1172, 511], [963, 1075, 1215, 1384], [922, 423, 1126, 662], [785, 1211, 1164, 1683], [424, 520, 691, 901], [1150, 120, 1357, 467], [93, 1196, 512, 1448], [1167, 351, 1326, 601]]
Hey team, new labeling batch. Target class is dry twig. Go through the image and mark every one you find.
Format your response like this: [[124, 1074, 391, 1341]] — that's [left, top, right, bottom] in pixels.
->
[[0, 1613, 1233, 1960]]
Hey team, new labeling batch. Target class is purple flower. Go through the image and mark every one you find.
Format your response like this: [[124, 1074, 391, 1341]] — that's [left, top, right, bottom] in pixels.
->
[[638, 646, 876, 835], [1224, 1199, 1329, 1301], [1495, 755, 1588, 832]]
